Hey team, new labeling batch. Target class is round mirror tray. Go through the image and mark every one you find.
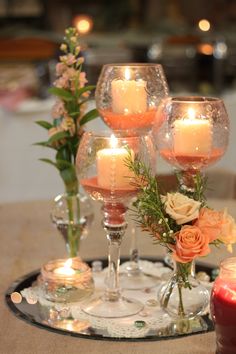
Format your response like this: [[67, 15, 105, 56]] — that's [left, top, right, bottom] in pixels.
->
[[5, 257, 215, 342]]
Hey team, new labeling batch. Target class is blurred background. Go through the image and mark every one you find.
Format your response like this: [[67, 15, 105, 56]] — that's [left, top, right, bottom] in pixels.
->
[[0, 0, 236, 203]]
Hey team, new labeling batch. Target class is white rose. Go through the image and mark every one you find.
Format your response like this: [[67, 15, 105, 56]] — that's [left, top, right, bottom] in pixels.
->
[[161, 192, 201, 225]]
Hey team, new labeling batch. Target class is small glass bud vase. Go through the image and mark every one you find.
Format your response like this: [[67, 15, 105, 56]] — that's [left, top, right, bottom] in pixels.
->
[[40, 258, 94, 303], [158, 260, 209, 321], [211, 257, 236, 354], [51, 191, 94, 258]]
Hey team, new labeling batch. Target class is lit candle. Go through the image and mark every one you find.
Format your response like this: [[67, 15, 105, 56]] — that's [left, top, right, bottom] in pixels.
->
[[97, 134, 134, 189], [111, 68, 147, 114], [173, 108, 212, 155], [54, 258, 76, 276]]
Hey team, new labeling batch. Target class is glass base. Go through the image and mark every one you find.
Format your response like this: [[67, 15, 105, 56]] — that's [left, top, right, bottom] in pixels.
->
[[81, 295, 143, 318], [120, 272, 158, 290]]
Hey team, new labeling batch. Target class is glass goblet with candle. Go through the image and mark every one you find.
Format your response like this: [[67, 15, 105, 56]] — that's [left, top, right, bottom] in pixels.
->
[[95, 63, 169, 134], [152, 96, 229, 191], [76, 131, 156, 317], [96, 63, 168, 288]]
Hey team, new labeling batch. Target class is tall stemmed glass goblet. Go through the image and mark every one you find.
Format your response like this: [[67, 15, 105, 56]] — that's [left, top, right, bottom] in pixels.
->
[[153, 96, 229, 192], [153, 96, 229, 267], [95, 63, 169, 134], [76, 131, 156, 317], [95, 63, 169, 289]]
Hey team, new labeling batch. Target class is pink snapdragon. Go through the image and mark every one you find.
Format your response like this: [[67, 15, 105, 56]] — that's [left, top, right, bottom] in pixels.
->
[[51, 100, 66, 119], [60, 53, 77, 66]]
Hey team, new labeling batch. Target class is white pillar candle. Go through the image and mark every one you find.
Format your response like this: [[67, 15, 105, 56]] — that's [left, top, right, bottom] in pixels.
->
[[97, 135, 134, 189], [111, 68, 147, 114], [173, 108, 212, 155]]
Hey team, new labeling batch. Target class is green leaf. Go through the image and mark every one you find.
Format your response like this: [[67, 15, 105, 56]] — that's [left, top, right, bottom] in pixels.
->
[[33, 141, 56, 149], [56, 147, 72, 162], [53, 118, 63, 127], [39, 158, 58, 168], [70, 111, 80, 119], [48, 87, 74, 101], [77, 85, 96, 97], [35, 121, 53, 130], [56, 159, 73, 170], [48, 131, 69, 144], [60, 165, 77, 180], [80, 108, 99, 126], [58, 163, 78, 194]]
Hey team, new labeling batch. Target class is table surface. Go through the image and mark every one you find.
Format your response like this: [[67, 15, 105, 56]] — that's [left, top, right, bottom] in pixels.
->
[[1, 198, 236, 354]]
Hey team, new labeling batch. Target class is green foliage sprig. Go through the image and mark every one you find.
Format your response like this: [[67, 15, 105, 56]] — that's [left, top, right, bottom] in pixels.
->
[[35, 27, 99, 194]]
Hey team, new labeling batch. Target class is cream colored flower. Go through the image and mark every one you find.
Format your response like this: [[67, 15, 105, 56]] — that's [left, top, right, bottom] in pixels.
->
[[162, 192, 201, 225], [219, 209, 236, 253], [60, 43, 67, 52], [61, 116, 76, 136]]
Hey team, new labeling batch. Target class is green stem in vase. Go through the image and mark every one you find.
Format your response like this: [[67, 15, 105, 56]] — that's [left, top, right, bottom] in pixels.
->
[[161, 275, 176, 309], [177, 281, 185, 317], [65, 180, 81, 258]]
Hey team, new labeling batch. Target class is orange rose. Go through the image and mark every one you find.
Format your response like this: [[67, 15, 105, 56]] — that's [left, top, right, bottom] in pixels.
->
[[219, 209, 236, 252], [194, 208, 223, 242], [172, 225, 210, 263]]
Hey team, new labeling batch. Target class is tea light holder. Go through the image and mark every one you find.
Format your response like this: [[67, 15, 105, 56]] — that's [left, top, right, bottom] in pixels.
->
[[39, 258, 94, 303]]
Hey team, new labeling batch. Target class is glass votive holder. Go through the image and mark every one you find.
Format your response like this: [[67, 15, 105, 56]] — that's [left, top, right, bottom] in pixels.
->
[[39, 258, 94, 303]]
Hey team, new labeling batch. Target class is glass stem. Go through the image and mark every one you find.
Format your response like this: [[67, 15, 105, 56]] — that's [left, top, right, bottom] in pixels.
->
[[102, 203, 127, 301], [127, 224, 141, 276], [177, 169, 199, 194]]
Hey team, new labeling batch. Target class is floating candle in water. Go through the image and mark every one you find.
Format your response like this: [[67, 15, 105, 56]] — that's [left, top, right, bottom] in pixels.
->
[[54, 258, 76, 276]]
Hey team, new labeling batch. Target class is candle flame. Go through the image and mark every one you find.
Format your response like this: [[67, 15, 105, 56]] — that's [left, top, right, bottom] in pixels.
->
[[65, 258, 73, 268], [188, 108, 196, 120], [124, 68, 130, 80], [110, 134, 118, 148]]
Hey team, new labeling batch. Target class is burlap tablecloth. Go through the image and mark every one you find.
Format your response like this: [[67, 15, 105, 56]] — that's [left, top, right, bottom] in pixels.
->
[[1, 198, 235, 354]]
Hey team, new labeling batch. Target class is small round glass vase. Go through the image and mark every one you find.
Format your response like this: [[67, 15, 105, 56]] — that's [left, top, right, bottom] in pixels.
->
[[51, 192, 94, 258], [158, 260, 209, 321]]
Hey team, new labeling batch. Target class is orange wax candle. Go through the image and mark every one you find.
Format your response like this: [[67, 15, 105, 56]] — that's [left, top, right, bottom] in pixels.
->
[[173, 108, 212, 156]]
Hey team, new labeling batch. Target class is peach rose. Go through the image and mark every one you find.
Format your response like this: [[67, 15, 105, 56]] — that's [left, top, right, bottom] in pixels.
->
[[219, 209, 236, 252], [172, 225, 210, 263], [194, 207, 223, 242], [161, 192, 201, 225]]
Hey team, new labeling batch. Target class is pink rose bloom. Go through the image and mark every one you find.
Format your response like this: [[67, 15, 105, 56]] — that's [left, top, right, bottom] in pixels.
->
[[172, 225, 210, 263], [194, 207, 223, 242], [219, 209, 236, 252]]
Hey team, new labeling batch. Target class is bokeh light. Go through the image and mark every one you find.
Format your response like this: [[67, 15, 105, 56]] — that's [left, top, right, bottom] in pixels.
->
[[198, 19, 211, 32], [73, 15, 93, 35]]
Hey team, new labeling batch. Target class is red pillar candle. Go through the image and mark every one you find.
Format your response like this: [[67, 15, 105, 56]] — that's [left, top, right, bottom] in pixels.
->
[[211, 257, 236, 354]]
